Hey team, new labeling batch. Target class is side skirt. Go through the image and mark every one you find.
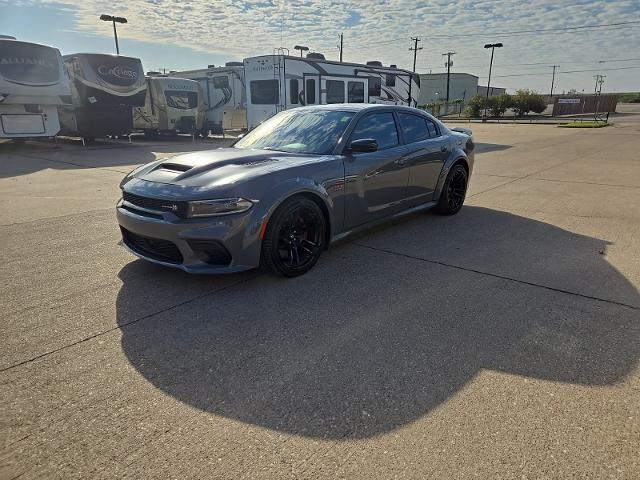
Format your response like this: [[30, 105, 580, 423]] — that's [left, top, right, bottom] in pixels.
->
[[330, 200, 437, 245]]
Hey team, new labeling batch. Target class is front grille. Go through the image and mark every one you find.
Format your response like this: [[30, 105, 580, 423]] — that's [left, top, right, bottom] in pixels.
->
[[187, 239, 232, 266], [122, 191, 189, 218], [121, 227, 183, 264]]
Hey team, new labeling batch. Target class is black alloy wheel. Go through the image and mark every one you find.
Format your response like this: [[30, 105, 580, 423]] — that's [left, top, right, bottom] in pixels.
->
[[435, 163, 468, 215], [262, 197, 326, 277]]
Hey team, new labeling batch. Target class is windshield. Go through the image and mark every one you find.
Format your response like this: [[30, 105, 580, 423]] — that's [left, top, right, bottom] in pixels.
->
[[165, 90, 198, 109], [234, 110, 355, 155]]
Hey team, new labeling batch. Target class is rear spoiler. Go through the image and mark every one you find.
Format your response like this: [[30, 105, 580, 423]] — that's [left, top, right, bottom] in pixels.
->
[[451, 127, 473, 136]]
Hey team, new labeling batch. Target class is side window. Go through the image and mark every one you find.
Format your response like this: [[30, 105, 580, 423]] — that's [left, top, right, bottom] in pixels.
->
[[398, 113, 429, 144], [326, 80, 345, 103], [250, 79, 279, 104], [386, 73, 396, 87], [348, 81, 364, 102], [290, 79, 299, 104], [350, 112, 399, 151], [213, 76, 229, 89], [306, 78, 316, 104], [426, 119, 440, 138], [368, 76, 382, 97]]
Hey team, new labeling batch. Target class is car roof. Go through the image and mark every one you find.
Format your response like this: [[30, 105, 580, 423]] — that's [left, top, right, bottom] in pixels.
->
[[288, 104, 429, 114]]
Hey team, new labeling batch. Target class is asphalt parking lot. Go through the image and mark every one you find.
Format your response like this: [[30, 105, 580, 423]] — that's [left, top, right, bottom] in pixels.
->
[[2, 109, 639, 479]]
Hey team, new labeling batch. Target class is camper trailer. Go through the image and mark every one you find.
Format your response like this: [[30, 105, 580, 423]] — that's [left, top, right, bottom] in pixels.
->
[[0, 37, 71, 139], [243, 54, 420, 129], [172, 62, 246, 134], [133, 76, 203, 137], [58, 53, 146, 140]]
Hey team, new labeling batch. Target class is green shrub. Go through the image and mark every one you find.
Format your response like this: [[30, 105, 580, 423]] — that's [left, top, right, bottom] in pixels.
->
[[487, 93, 512, 117], [466, 94, 486, 117], [512, 89, 547, 116]]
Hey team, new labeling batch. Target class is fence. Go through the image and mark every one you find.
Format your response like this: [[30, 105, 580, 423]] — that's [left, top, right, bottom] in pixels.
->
[[552, 95, 618, 116]]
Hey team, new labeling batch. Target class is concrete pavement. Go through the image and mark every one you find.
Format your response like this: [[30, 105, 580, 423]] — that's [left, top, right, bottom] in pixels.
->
[[1, 111, 639, 479]]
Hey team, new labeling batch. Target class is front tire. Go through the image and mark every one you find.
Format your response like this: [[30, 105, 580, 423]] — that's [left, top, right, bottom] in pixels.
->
[[434, 163, 468, 215], [261, 197, 326, 277]]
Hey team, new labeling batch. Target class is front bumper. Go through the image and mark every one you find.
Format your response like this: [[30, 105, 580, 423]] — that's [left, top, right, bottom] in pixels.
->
[[116, 197, 263, 274]]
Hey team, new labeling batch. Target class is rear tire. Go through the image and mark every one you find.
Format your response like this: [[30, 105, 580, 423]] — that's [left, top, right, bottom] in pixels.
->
[[261, 197, 326, 277], [434, 163, 468, 215]]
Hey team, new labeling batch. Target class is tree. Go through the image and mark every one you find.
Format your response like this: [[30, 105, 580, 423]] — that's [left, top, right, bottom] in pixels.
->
[[512, 89, 547, 116], [486, 93, 512, 117], [465, 94, 485, 117]]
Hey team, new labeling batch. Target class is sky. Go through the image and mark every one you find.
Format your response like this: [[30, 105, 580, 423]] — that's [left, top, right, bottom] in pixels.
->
[[2, 0, 639, 94]]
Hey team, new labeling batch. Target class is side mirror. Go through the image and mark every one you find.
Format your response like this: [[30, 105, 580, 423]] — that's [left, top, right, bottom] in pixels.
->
[[349, 138, 378, 153]]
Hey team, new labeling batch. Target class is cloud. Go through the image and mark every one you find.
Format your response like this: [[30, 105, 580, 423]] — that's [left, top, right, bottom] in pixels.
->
[[7, 0, 640, 91]]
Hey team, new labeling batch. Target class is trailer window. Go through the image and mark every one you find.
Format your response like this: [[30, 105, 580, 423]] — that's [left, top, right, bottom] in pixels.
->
[[250, 79, 279, 104], [368, 77, 382, 97], [306, 79, 316, 104], [213, 76, 229, 89], [290, 79, 299, 104], [326, 80, 344, 103], [164, 91, 198, 110], [348, 82, 365, 103], [386, 73, 396, 87]]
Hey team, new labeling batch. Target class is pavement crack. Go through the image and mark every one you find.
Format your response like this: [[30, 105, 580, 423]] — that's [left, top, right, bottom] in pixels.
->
[[0, 274, 259, 373], [352, 242, 638, 311]]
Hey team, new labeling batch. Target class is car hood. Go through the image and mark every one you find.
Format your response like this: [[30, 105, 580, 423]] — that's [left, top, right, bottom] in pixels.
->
[[130, 148, 322, 189]]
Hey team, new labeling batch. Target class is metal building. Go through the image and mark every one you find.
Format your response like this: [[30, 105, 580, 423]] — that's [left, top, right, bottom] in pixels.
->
[[417, 73, 478, 105]]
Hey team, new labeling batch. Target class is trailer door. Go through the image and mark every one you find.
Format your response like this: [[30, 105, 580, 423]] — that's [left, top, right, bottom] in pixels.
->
[[302, 74, 319, 105], [320, 76, 367, 105]]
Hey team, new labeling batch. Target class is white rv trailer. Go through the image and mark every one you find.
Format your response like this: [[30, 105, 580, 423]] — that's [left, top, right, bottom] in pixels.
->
[[172, 62, 246, 134], [243, 54, 420, 129], [0, 37, 71, 139], [58, 53, 146, 139], [133, 76, 203, 137]]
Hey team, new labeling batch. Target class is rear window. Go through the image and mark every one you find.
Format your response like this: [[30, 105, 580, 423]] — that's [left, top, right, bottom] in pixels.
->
[[250, 79, 279, 104], [326, 80, 344, 103], [398, 113, 429, 143], [164, 90, 198, 109]]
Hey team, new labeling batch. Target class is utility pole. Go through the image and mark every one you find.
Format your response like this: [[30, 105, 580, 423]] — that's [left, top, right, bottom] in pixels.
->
[[442, 51, 456, 102], [409, 37, 422, 73], [338, 33, 344, 62], [593, 74, 605, 119], [549, 64, 560, 103], [408, 37, 422, 107]]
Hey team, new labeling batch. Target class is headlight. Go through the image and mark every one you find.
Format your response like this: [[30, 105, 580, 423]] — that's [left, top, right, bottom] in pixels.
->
[[188, 198, 253, 217]]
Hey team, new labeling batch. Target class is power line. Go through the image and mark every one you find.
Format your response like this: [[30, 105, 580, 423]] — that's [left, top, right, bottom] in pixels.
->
[[477, 65, 640, 78], [323, 20, 640, 52]]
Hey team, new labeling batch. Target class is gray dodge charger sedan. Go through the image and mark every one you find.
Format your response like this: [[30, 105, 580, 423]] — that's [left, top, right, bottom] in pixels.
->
[[117, 104, 474, 276]]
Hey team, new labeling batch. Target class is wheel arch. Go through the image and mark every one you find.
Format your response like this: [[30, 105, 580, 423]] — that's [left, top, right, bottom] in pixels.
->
[[433, 156, 470, 203]]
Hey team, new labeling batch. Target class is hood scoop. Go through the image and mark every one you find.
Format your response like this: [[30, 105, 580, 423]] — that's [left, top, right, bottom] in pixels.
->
[[155, 162, 193, 173]]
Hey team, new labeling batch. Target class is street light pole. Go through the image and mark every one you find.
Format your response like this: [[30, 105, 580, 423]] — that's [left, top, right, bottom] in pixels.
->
[[294, 45, 309, 58], [100, 14, 128, 55], [483, 42, 503, 118]]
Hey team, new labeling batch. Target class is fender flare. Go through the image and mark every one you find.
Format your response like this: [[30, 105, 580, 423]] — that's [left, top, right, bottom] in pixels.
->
[[433, 153, 470, 203]]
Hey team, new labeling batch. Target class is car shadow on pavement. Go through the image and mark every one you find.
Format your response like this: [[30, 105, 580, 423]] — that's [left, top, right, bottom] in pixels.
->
[[474, 143, 512, 154], [115, 207, 639, 439]]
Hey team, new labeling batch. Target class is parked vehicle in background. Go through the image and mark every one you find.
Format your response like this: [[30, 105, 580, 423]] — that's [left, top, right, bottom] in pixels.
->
[[243, 54, 420, 129], [172, 62, 246, 135], [133, 76, 203, 137], [116, 104, 473, 277], [0, 36, 71, 140], [58, 53, 146, 141]]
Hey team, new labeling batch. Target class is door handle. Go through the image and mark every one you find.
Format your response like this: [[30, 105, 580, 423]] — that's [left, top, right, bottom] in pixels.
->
[[395, 158, 406, 166], [441, 145, 448, 152]]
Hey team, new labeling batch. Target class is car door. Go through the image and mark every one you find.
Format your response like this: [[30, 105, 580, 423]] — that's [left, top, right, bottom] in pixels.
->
[[343, 111, 410, 229], [397, 113, 449, 204]]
